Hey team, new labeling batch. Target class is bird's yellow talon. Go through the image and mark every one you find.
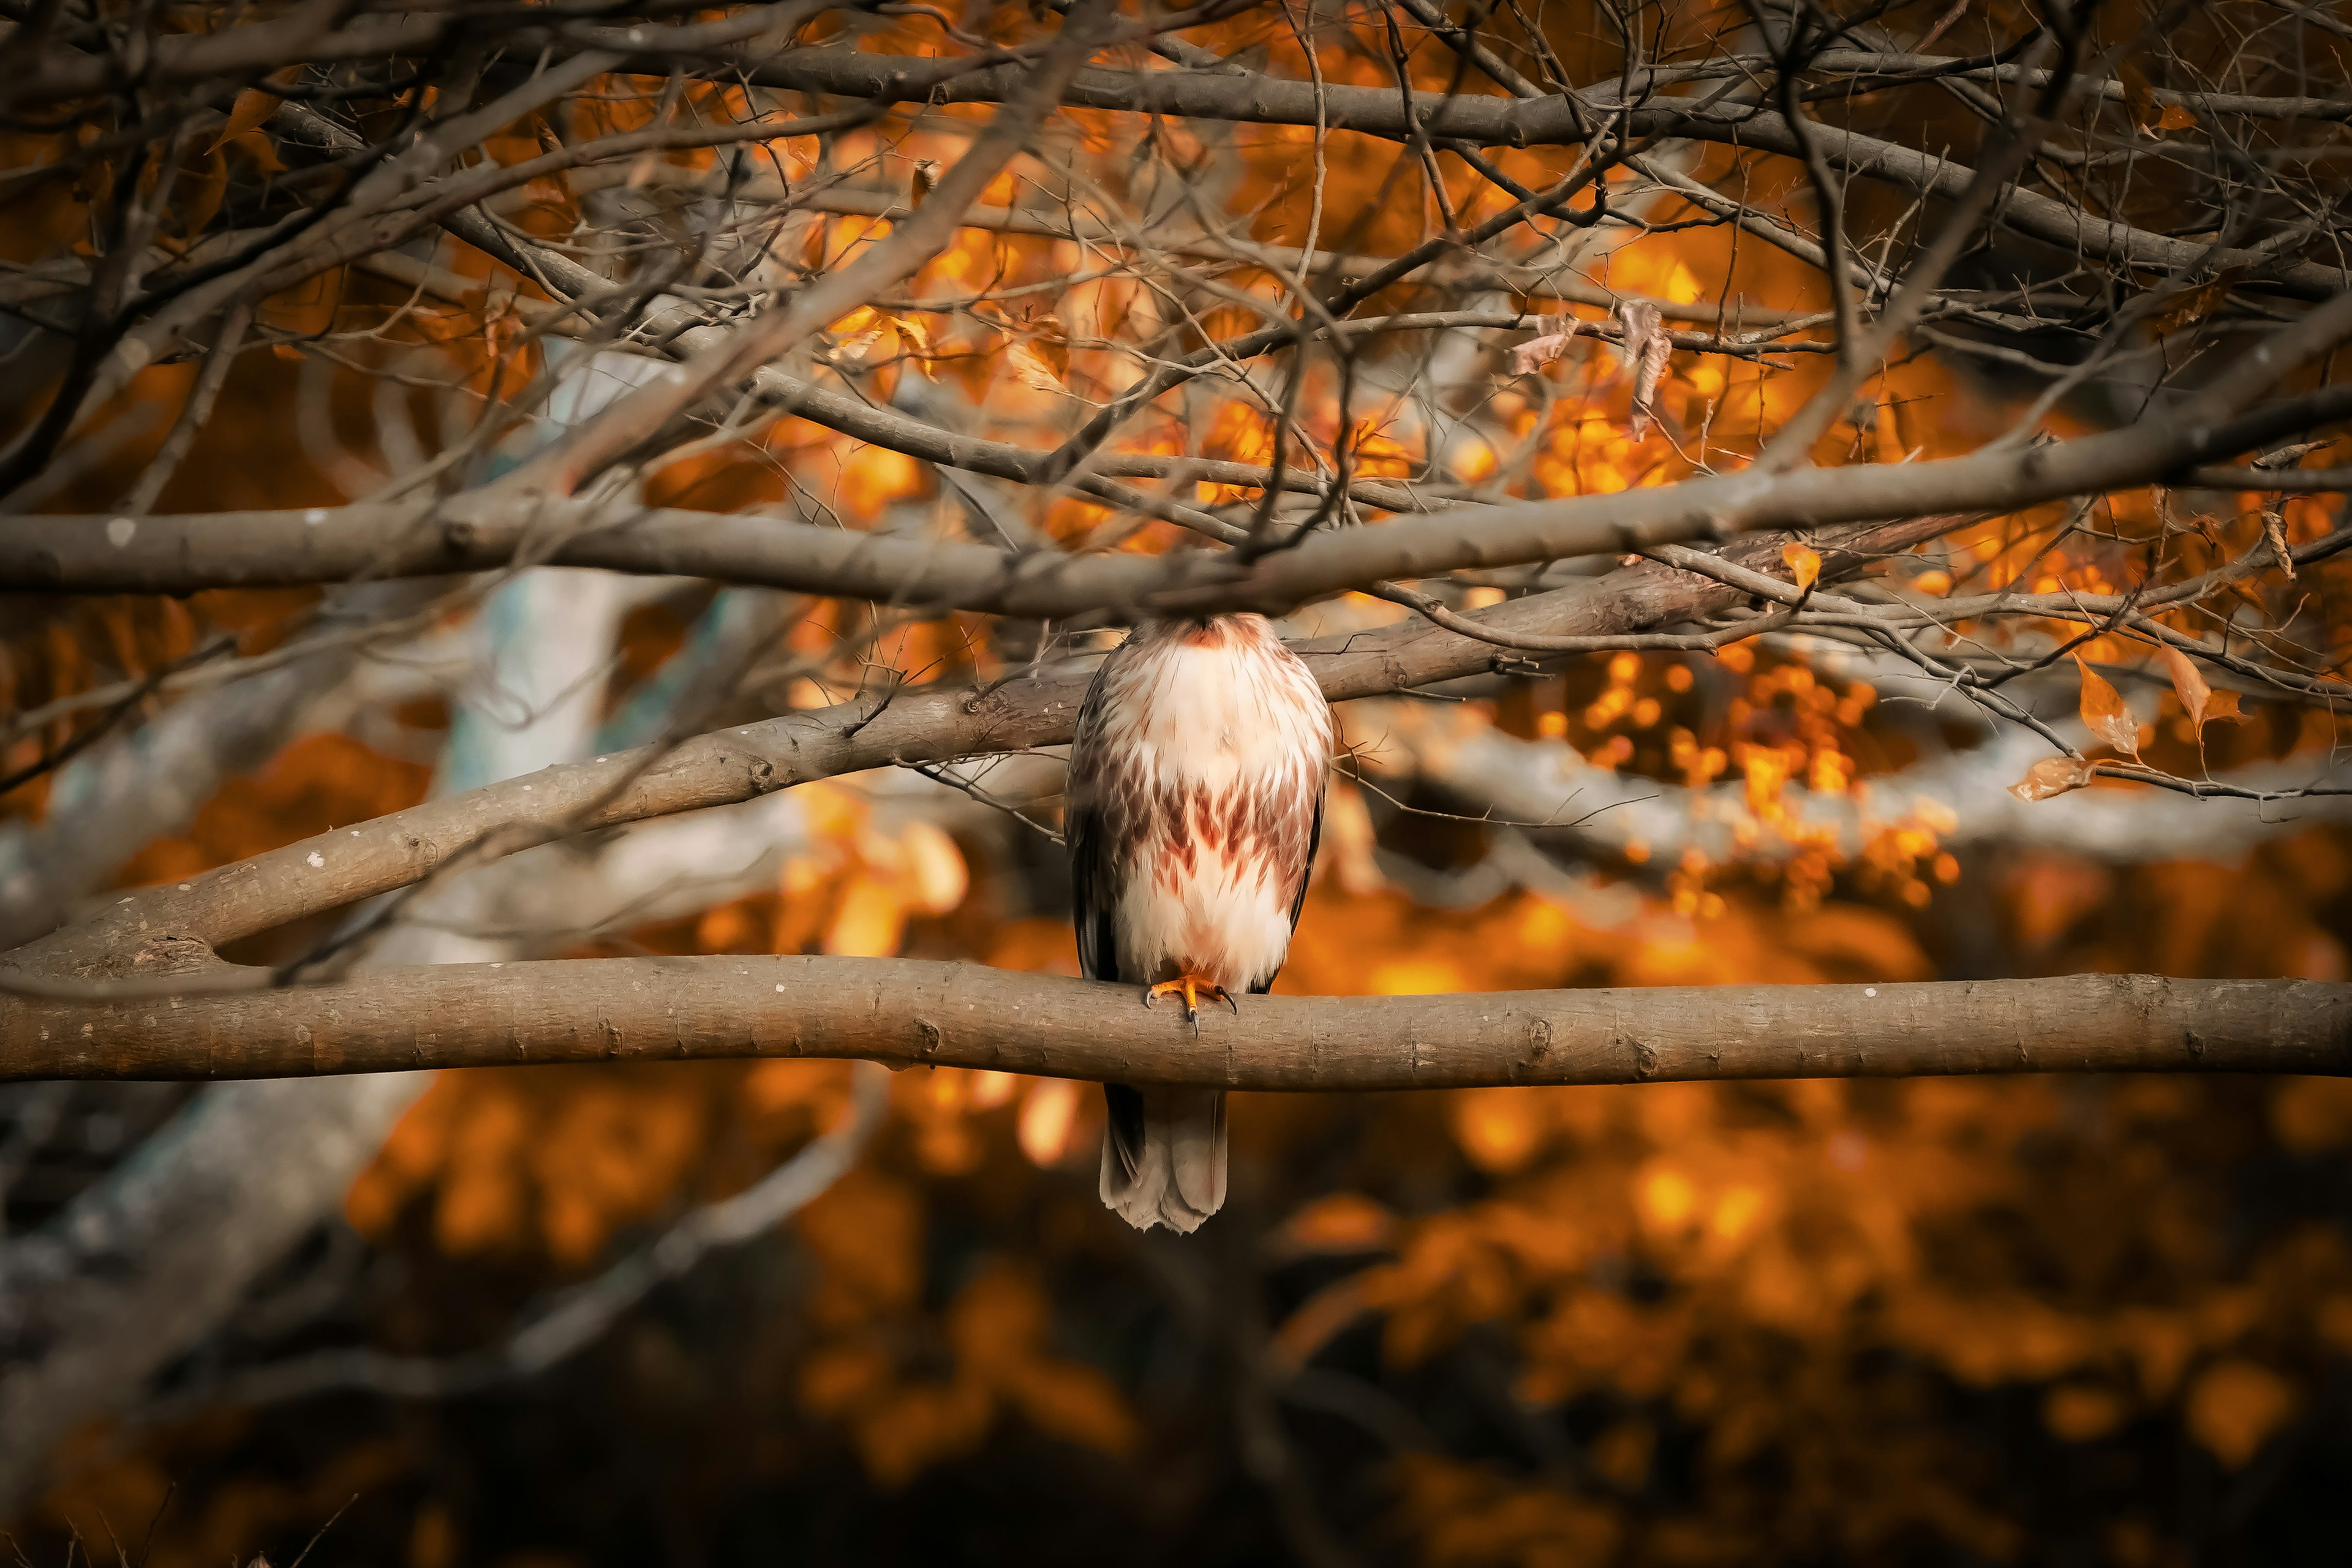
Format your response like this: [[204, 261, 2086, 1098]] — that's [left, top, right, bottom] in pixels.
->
[[1145, 973, 1235, 1021]]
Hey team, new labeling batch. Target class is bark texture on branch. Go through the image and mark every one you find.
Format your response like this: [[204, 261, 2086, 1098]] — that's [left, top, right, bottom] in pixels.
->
[[2, 962, 2342, 1086]]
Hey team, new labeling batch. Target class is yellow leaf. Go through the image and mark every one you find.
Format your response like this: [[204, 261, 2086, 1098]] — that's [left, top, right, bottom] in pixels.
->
[[1782, 541, 1821, 593], [2010, 756, 2095, 802], [886, 314, 932, 358], [211, 89, 282, 154], [2074, 655, 2141, 758]]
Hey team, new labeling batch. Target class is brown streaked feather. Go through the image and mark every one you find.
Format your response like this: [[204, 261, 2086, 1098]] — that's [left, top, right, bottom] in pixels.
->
[[1066, 614, 1332, 1232]]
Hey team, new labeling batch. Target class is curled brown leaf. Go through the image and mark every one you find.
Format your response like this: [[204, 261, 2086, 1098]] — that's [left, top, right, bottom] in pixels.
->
[[2010, 756, 2095, 802]]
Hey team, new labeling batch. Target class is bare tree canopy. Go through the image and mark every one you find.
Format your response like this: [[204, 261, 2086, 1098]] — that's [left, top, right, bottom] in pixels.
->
[[5, 0, 2352, 1553]]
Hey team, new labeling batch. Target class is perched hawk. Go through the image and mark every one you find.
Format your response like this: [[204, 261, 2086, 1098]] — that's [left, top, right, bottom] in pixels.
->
[[1065, 614, 1334, 1232]]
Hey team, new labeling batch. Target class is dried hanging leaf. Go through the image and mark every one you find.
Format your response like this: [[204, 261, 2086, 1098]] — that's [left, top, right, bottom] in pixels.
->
[[1025, 314, 1071, 379], [2075, 655, 2142, 758], [211, 89, 282, 153], [2153, 643, 2249, 736], [1613, 300, 1672, 440], [2264, 510, 2296, 578], [2157, 642, 2215, 729], [2203, 687, 2250, 725], [910, 159, 941, 202], [830, 326, 885, 363], [1782, 541, 1822, 593], [2117, 61, 2163, 134], [2011, 756, 2095, 802], [887, 315, 935, 377], [1509, 328, 1580, 375], [2154, 273, 2240, 338], [888, 315, 932, 357], [1006, 338, 1067, 395]]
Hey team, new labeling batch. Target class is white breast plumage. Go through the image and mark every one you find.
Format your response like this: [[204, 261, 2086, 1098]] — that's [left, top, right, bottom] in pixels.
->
[[1065, 612, 1333, 1233], [1066, 614, 1332, 995]]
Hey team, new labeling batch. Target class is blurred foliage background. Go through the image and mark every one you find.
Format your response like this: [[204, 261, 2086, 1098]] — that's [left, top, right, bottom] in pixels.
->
[[8, 0, 2352, 1562]]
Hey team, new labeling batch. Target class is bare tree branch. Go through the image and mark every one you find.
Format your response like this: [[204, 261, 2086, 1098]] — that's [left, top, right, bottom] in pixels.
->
[[13, 326, 2350, 608], [1, 962, 2340, 1086]]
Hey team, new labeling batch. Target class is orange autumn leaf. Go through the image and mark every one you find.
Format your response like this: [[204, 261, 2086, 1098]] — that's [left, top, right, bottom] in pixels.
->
[[2010, 756, 2094, 802], [1006, 338, 1069, 396], [179, 151, 228, 243], [2074, 655, 2141, 758], [2155, 642, 2252, 735], [1782, 541, 1822, 593], [2157, 643, 2213, 727], [211, 88, 283, 153], [2117, 61, 2165, 134], [888, 313, 935, 375], [225, 129, 285, 175]]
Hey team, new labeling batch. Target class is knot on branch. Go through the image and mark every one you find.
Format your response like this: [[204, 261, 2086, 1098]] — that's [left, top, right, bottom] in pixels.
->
[[131, 933, 217, 974]]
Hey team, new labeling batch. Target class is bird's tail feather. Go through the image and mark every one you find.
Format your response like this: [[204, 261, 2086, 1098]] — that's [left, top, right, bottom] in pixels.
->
[[1099, 1084, 1226, 1233]]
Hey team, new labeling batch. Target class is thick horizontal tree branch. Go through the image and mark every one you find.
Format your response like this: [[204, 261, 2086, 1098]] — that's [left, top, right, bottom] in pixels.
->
[[12, 364, 2348, 609], [1, 962, 2342, 1086]]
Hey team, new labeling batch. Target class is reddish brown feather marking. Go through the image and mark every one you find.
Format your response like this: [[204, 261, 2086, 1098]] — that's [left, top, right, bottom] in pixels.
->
[[1068, 613, 1332, 992]]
